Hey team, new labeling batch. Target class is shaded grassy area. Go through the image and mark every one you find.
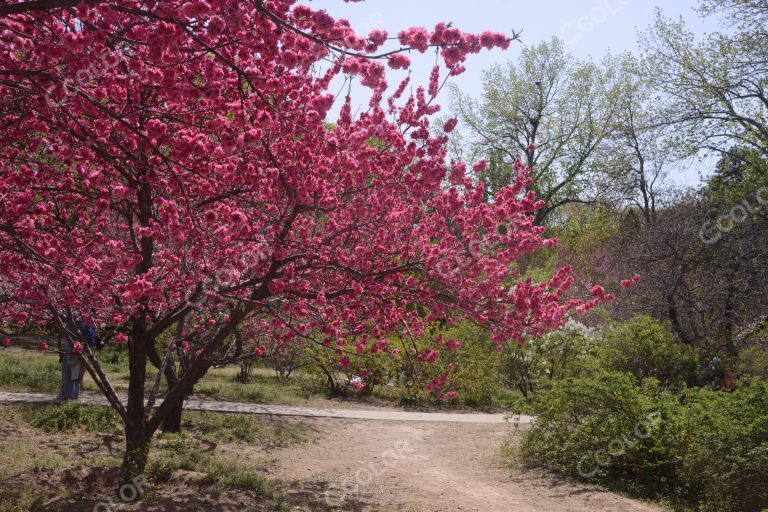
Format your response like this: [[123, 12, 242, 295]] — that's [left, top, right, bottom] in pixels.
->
[[0, 402, 324, 511], [0, 345, 522, 411], [0, 346, 318, 406]]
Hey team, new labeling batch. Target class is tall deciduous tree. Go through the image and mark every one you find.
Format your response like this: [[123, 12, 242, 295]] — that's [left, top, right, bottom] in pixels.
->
[[449, 38, 624, 225], [641, 3, 768, 158], [593, 55, 673, 225], [0, 1, 601, 483]]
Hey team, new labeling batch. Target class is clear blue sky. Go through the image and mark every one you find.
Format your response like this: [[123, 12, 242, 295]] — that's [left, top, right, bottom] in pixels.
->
[[309, 0, 723, 185]]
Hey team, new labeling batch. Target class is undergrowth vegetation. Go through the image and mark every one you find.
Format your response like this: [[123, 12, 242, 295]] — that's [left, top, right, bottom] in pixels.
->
[[513, 317, 768, 512]]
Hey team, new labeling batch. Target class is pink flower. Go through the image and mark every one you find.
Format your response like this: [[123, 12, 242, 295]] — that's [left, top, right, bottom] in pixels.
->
[[367, 29, 388, 51], [444, 338, 462, 350], [339, 357, 350, 368], [387, 54, 411, 70], [114, 333, 128, 345], [2, 338, 11, 348], [204, 210, 218, 224], [253, 346, 266, 356], [428, 65, 440, 97], [349, 376, 366, 391], [472, 160, 488, 173], [418, 348, 440, 364], [527, 143, 537, 153], [449, 162, 466, 185], [72, 341, 84, 354], [480, 31, 509, 49], [621, 274, 641, 289], [426, 371, 449, 392], [590, 285, 605, 298], [38, 341, 49, 351], [397, 27, 430, 52], [443, 118, 458, 133]]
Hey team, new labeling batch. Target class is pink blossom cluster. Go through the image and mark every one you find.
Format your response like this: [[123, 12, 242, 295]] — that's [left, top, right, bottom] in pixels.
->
[[621, 273, 642, 290]]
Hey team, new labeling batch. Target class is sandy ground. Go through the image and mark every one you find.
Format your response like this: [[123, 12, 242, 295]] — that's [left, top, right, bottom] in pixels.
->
[[273, 418, 664, 512]]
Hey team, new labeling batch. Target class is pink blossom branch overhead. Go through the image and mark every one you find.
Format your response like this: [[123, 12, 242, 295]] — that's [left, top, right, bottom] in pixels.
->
[[1, 0, 602, 403]]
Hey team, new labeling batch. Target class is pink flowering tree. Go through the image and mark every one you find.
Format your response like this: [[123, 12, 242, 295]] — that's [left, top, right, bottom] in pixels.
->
[[0, 0, 602, 481]]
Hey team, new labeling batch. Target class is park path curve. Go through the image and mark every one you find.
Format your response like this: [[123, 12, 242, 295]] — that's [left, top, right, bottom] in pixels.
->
[[0, 390, 664, 511], [0, 391, 527, 424]]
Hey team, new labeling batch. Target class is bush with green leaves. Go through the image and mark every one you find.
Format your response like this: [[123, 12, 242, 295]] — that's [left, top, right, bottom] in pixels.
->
[[303, 339, 394, 397], [519, 371, 676, 494], [600, 315, 698, 388], [519, 372, 768, 512], [303, 322, 514, 407], [669, 378, 768, 512], [499, 320, 599, 397], [739, 345, 768, 379], [442, 323, 510, 407]]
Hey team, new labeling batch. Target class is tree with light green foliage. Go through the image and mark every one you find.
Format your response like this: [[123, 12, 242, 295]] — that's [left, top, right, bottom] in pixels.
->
[[641, 2, 768, 159], [449, 38, 624, 225]]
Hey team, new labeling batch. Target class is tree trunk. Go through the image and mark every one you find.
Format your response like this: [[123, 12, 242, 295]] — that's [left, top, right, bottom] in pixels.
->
[[667, 289, 693, 345], [160, 393, 185, 433], [236, 357, 253, 383], [120, 419, 151, 483], [146, 321, 186, 433], [122, 321, 150, 486]]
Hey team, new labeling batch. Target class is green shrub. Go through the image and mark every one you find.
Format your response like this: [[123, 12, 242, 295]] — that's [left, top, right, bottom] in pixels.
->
[[443, 323, 509, 406], [600, 316, 698, 388], [499, 320, 599, 398], [519, 371, 675, 494], [0, 484, 49, 512], [519, 373, 768, 512], [23, 403, 120, 434], [669, 379, 768, 512], [739, 345, 768, 379], [304, 322, 509, 406], [145, 459, 175, 484], [98, 343, 129, 373]]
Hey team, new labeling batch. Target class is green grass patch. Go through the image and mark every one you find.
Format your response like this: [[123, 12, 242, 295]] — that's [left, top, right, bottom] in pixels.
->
[[22, 402, 120, 434], [0, 349, 61, 392], [194, 366, 313, 405], [0, 404, 121, 479], [183, 410, 317, 446]]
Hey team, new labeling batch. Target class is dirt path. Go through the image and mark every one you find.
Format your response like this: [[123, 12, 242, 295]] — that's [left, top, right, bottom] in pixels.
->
[[0, 391, 525, 423], [275, 418, 663, 512], [1, 391, 662, 511]]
